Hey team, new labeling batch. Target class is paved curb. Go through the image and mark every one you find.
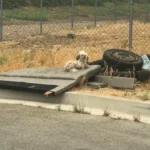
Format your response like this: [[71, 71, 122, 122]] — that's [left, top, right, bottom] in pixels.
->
[[0, 99, 150, 124], [0, 89, 150, 124]]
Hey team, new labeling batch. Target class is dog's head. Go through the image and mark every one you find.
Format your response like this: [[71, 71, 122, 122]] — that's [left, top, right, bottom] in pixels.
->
[[76, 51, 88, 63]]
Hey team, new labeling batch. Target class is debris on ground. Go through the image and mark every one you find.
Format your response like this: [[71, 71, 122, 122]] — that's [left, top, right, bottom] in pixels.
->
[[103, 49, 143, 71], [0, 66, 101, 96], [88, 49, 150, 89], [136, 69, 150, 82], [87, 82, 107, 89], [0, 48, 149, 95], [142, 54, 150, 70], [94, 76, 135, 89], [67, 33, 76, 39]]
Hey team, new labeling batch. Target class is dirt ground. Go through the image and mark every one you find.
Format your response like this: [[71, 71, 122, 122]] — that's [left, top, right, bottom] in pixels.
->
[[71, 84, 150, 101], [0, 20, 150, 101]]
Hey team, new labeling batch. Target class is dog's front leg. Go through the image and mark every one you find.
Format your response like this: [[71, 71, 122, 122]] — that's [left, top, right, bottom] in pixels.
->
[[85, 64, 89, 68], [71, 68, 78, 72]]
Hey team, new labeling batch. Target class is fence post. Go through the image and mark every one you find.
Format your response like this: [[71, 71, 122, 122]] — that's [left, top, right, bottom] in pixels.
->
[[0, 0, 3, 40], [114, 0, 117, 23], [129, 0, 133, 50], [71, 0, 74, 29], [40, 0, 43, 34], [94, 0, 97, 27], [146, 0, 149, 22]]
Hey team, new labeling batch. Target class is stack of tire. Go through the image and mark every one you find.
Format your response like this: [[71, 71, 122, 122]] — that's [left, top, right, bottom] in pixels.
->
[[103, 49, 150, 82]]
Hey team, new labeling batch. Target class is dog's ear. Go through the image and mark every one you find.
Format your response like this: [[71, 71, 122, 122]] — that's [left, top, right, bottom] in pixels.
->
[[76, 54, 80, 60]]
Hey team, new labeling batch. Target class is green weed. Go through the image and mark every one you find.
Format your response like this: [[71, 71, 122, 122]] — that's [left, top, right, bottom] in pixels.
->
[[0, 56, 8, 65]]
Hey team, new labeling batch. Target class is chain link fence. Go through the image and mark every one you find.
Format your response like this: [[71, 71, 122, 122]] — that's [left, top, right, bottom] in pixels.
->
[[0, 0, 150, 59]]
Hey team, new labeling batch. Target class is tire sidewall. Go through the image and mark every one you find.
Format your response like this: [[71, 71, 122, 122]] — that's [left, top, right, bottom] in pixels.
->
[[103, 49, 143, 70]]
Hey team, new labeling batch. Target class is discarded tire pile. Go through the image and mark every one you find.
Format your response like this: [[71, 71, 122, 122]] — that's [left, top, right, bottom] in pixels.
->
[[89, 49, 150, 82], [103, 49, 143, 71]]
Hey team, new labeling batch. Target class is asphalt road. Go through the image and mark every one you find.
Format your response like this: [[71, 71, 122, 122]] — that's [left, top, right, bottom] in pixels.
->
[[0, 104, 150, 150]]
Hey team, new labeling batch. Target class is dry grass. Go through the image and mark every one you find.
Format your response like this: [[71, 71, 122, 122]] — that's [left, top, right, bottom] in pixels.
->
[[0, 21, 150, 100], [133, 114, 141, 122], [71, 84, 150, 101]]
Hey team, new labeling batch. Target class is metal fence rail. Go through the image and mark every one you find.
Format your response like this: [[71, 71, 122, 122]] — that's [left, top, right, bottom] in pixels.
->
[[0, 0, 150, 53]]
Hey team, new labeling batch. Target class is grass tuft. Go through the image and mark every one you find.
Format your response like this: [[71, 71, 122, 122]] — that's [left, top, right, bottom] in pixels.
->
[[133, 115, 140, 123], [0, 56, 8, 65], [140, 90, 150, 101], [103, 108, 110, 117]]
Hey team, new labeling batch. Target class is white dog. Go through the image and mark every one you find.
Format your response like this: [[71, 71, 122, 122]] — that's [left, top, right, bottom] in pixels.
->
[[64, 51, 89, 72]]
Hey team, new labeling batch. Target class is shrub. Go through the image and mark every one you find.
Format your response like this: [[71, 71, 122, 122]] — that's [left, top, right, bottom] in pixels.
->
[[3, 0, 149, 9], [3, 0, 103, 9]]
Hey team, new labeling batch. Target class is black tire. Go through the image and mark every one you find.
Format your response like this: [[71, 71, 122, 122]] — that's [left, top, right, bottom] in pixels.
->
[[103, 49, 143, 71], [146, 54, 150, 60], [136, 69, 150, 82], [88, 59, 105, 68]]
